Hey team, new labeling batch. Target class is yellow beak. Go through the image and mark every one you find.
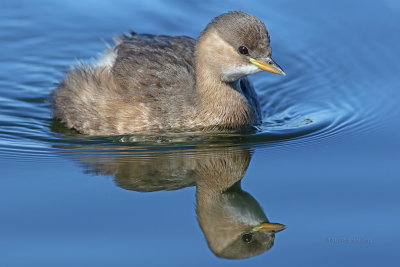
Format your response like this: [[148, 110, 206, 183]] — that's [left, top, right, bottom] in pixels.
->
[[250, 57, 286, 75], [252, 222, 287, 232]]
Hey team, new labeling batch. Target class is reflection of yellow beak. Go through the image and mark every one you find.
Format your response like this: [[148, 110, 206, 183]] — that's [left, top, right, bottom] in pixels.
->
[[252, 222, 287, 232], [250, 57, 286, 75]]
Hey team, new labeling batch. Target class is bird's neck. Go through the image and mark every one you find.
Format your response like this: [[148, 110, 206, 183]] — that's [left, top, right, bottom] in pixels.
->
[[193, 31, 255, 129], [194, 66, 254, 128]]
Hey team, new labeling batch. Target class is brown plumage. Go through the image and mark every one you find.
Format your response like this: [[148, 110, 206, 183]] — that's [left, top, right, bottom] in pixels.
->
[[52, 11, 285, 135]]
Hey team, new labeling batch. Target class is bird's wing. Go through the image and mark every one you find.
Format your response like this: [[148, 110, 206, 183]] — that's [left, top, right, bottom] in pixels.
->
[[112, 32, 197, 97]]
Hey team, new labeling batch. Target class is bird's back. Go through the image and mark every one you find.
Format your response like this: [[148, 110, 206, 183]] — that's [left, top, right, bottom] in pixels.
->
[[113, 33, 196, 97]]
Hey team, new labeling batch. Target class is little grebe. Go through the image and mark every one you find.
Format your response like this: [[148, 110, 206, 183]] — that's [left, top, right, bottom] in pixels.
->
[[52, 11, 285, 135]]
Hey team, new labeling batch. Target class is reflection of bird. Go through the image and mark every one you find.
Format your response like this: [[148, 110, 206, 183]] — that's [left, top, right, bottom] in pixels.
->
[[77, 146, 285, 259], [52, 11, 285, 135], [196, 148, 285, 259]]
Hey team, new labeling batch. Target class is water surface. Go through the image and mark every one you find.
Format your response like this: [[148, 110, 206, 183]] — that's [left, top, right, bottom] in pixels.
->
[[1, 0, 400, 266]]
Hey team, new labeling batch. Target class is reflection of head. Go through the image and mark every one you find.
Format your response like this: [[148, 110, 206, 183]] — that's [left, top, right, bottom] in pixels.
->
[[195, 148, 285, 259], [76, 145, 285, 259], [200, 187, 276, 259]]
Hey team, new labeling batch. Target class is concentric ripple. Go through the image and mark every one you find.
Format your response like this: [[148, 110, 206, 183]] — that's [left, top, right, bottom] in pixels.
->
[[0, 0, 399, 161]]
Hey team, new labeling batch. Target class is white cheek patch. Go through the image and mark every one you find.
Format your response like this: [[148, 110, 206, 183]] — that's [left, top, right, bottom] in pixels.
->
[[221, 64, 262, 82]]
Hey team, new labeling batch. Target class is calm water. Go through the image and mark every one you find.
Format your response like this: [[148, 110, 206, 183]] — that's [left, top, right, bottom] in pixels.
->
[[1, 0, 400, 266]]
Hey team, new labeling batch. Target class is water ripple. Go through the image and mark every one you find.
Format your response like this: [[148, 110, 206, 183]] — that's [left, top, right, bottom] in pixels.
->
[[1, 1, 399, 160]]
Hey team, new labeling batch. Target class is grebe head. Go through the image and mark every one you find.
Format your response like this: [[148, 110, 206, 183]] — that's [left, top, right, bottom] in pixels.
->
[[196, 11, 285, 82]]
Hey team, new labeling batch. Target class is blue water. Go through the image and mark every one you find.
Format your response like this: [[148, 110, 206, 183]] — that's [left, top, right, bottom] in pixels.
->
[[1, 0, 400, 266]]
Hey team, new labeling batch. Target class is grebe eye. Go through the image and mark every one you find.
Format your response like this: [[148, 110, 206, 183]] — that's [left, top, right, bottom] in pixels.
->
[[241, 233, 253, 243], [238, 46, 249, 55]]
